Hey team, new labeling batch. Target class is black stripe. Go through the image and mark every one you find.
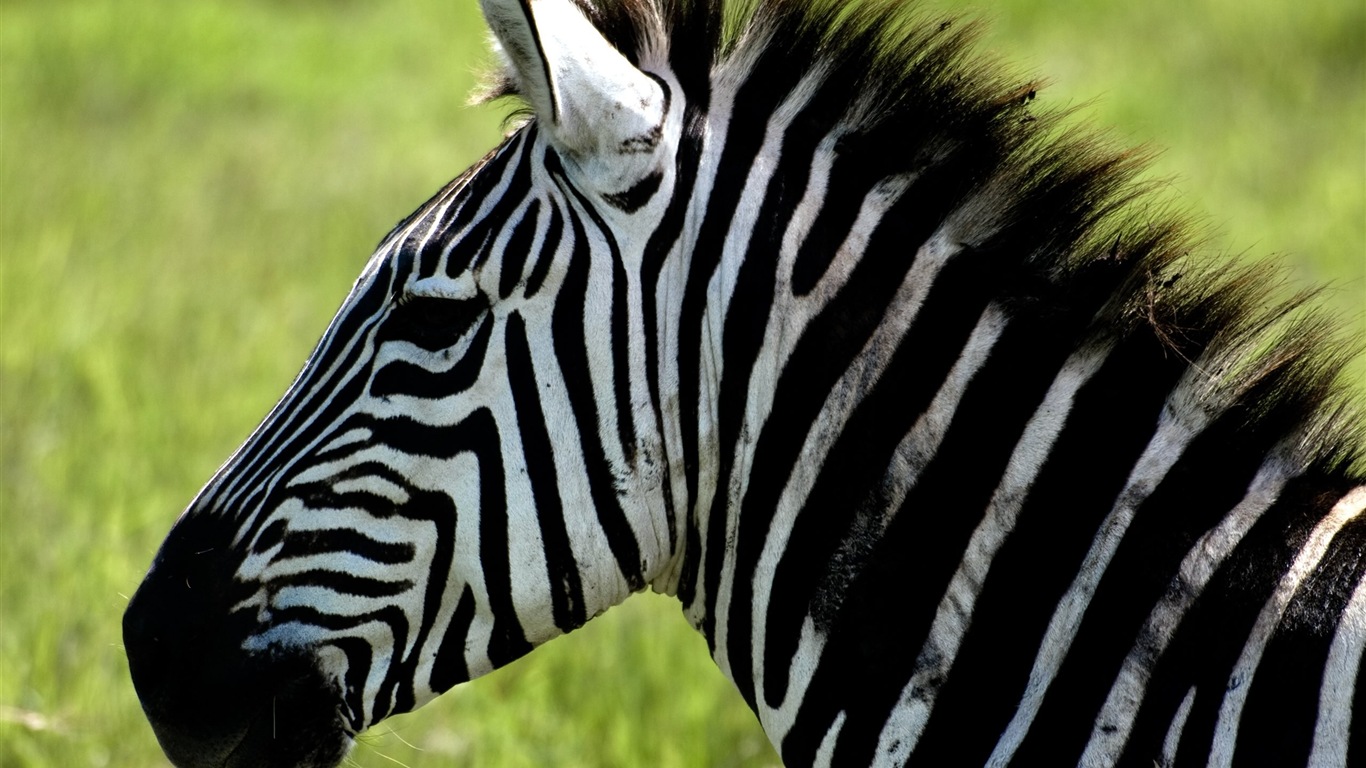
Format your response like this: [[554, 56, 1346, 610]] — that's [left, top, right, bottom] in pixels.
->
[[506, 310, 587, 631], [906, 331, 1193, 767], [789, 145, 894, 296], [369, 313, 494, 400], [426, 141, 521, 265], [433, 139, 523, 250], [1154, 473, 1355, 766], [274, 528, 415, 565], [458, 407, 530, 668], [380, 486, 459, 718], [523, 193, 563, 297], [730, 156, 1014, 717], [516, 0, 559, 124], [603, 170, 663, 213], [251, 518, 287, 554], [644, 105, 707, 599], [429, 584, 477, 694], [814, 298, 1097, 763], [384, 146, 495, 280], [292, 485, 394, 515], [347, 414, 468, 460], [547, 181, 646, 590], [1008, 393, 1296, 765], [499, 199, 541, 299], [551, 153, 640, 465], [706, 65, 862, 692], [759, 251, 1001, 711], [329, 636, 373, 731], [692, 52, 816, 650], [444, 133, 537, 278]]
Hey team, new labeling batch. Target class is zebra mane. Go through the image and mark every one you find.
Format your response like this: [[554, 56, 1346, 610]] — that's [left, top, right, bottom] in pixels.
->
[[488, 0, 1366, 476]]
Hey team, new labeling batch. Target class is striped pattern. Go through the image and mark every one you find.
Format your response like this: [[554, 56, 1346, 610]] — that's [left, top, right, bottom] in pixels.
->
[[125, 1, 1365, 767]]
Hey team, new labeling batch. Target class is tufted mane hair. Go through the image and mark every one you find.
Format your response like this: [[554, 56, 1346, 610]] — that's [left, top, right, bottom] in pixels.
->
[[486, 0, 1365, 477]]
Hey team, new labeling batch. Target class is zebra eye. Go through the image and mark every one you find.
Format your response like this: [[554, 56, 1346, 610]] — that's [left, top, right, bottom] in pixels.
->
[[388, 293, 489, 351]]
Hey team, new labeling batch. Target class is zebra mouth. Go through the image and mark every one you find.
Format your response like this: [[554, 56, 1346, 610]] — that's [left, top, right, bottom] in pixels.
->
[[138, 666, 352, 768], [145, 711, 350, 768], [215, 702, 352, 768]]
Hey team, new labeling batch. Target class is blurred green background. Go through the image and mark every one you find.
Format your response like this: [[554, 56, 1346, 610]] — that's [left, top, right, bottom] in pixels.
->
[[1, 0, 1360, 766]]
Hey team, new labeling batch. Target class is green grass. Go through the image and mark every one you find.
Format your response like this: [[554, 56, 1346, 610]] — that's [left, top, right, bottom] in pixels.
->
[[0, 0, 1360, 766]]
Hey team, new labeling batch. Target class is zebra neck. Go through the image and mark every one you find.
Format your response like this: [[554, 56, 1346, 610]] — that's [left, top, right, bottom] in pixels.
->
[[659, 93, 1365, 765]]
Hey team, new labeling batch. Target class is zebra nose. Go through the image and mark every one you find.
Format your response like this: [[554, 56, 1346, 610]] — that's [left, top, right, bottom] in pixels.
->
[[124, 515, 351, 768], [123, 544, 259, 767]]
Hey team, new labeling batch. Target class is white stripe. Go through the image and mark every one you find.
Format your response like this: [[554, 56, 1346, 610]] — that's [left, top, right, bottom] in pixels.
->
[[764, 616, 827, 747], [873, 338, 1113, 765], [750, 235, 979, 741], [1161, 686, 1197, 767], [754, 312, 1007, 753], [699, 70, 826, 675], [812, 711, 847, 768], [1080, 454, 1297, 765], [1209, 485, 1366, 768], [987, 367, 1219, 767], [1309, 489, 1366, 767]]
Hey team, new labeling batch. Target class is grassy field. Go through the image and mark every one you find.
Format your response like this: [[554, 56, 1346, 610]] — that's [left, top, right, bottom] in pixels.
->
[[1, 0, 1360, 766]]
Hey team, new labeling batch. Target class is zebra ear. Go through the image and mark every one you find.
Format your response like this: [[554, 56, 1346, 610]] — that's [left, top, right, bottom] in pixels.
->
[[480, 0, 667, 196]]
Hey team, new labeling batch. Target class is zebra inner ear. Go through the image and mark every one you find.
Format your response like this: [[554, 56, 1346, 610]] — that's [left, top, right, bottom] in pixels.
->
[[479, 0, 667, 197]]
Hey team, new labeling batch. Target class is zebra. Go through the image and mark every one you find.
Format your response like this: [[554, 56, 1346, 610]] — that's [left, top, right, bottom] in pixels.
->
[[122, 0, 1366, 765]]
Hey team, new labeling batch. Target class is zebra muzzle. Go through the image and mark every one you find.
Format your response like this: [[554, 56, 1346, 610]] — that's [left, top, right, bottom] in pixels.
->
[[124, 515, 351, 768]]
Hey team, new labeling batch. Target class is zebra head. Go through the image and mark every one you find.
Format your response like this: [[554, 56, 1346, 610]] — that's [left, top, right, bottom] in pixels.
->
[[123, 1, 687, 765]]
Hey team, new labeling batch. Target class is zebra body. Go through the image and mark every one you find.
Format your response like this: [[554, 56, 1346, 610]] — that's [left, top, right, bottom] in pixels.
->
[[123, 0, 1366, 766]]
